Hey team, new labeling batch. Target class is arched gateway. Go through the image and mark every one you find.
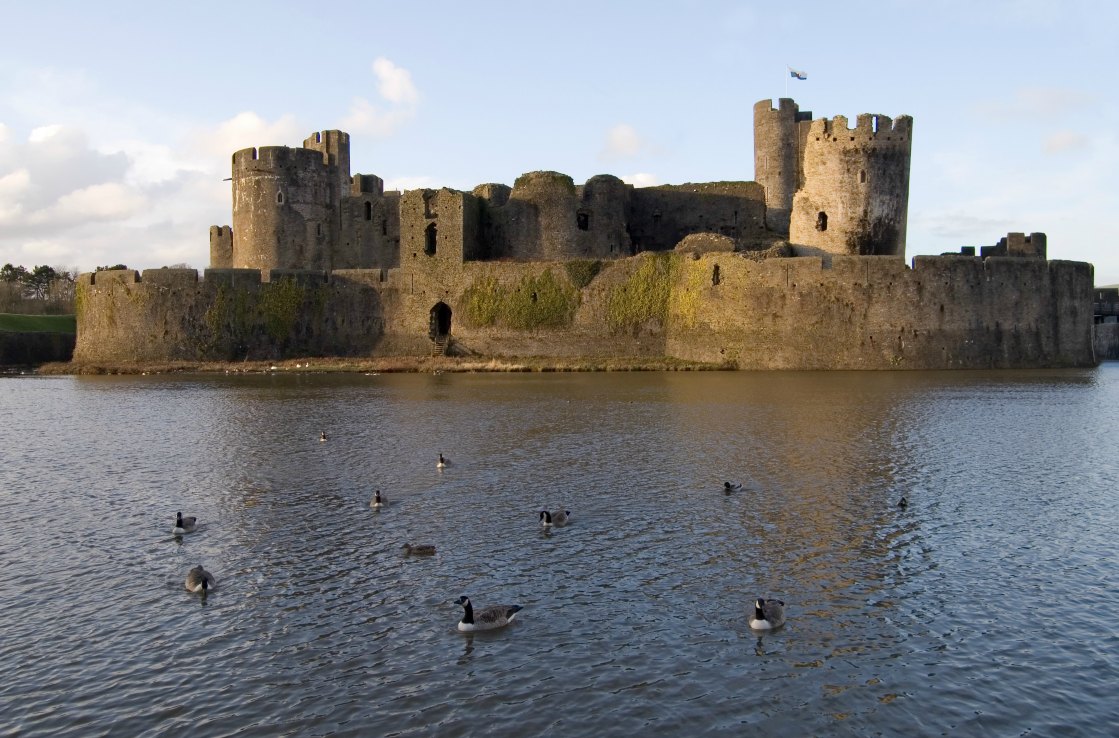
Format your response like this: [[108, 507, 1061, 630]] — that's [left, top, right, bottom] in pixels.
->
[[429, 302, 452, 355]]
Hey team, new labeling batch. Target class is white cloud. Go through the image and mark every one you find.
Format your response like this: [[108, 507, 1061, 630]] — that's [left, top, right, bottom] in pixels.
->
[[338, 58, 419, 138], [600, 124, 645, 161], [190, 111, 303, 159], [621, 172, 659, 187], [55, 182, 146, 220], [975, 87, 1091, 121], [1044, 131, 1089, 154], [373, 58, 419, 106]]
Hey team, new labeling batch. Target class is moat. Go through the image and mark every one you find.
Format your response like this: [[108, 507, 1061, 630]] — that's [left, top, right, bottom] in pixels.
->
[[3, 369, 1117, 735]]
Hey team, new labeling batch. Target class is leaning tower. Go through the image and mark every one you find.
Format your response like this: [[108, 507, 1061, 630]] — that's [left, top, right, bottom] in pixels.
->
[[788, 113, 913, 256], [753, 98, 814, 234]]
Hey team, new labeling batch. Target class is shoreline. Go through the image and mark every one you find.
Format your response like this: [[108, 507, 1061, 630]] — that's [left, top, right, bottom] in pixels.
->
[[34, 355, 736, 376]]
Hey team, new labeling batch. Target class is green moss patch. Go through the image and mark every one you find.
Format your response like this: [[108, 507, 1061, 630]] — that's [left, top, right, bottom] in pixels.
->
[[607, 252, 679, 332], [0, 313, 76, 333], [461, 269, 578, 330], [564, 259, 604, 289]]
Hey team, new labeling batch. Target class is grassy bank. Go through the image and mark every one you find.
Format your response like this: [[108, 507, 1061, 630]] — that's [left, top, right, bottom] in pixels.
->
[[38, 355, 736, 375], [0, 313, 76, 333]]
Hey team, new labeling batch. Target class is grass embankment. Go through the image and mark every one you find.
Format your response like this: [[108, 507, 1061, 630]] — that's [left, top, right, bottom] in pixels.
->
[[0, 313, 76, 333], [39, 355, 736, 376]]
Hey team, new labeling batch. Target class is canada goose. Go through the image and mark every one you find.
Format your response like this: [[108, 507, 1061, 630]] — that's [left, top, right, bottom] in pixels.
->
[[898, 496, 909, 508], [402, 543, 436, 556], [724, 482, 742, 494], [539, 510, 571, 527], [437, 453, 448, 468], [320, 430, 327, 442], [370, 490, 387, 508], [184, 565, 215, 594], [172, 512, 197, 535], [454, 595, 522, 632], [749, 598, 785, 630]]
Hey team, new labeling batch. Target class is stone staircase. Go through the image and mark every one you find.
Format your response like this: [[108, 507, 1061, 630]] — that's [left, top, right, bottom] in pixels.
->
[[432, 335, 449, 357]]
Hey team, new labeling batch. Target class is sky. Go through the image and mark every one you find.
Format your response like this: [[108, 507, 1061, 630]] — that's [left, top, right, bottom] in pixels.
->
[[1, 0, 1116, 284]]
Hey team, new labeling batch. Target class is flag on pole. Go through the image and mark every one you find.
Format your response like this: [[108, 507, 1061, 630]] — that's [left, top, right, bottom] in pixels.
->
[[788, 67, 807, 80]]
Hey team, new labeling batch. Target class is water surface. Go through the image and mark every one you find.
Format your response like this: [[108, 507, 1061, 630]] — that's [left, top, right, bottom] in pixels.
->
[[2, 368, 1118, 736]]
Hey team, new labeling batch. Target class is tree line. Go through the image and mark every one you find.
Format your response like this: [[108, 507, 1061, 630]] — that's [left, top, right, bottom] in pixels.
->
[[1, 263, 92, 315]]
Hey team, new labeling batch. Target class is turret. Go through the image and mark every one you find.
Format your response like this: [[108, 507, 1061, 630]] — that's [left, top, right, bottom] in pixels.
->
[[753, 98, 813, 234], [788, 112, 913, 257]]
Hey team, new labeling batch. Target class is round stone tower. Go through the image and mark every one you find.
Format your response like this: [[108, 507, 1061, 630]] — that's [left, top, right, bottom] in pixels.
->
[[788, 113, 913, 257], [230, 131, 350, 274], [753, 98, 813, 234]]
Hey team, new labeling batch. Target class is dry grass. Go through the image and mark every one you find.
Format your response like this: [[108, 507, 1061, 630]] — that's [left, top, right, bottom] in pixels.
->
[[39, 354, 736, 376]]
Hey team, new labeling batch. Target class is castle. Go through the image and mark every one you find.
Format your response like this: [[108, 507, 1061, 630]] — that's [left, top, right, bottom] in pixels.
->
[[73, 98, 1096, 369]]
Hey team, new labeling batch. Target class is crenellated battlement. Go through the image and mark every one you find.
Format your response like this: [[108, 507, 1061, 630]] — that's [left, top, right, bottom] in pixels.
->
[[808, 113, 912, 143], [232, 145, 328, 174]]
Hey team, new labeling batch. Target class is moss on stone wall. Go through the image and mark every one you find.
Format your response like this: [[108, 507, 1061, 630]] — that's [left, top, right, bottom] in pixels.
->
[[607, 252, 679, 332], [259, 278, 306, 342], [564, 259, 605, 289], [461, 269, 578, 330], [670, 260, 707, 330]]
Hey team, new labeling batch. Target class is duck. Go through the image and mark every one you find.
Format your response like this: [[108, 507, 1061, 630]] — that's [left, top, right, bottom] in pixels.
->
[[749, 598, 786, 630], [402, 543, 436, 556], [724, 482, 742, 494], [370, 490, 387, 508], [320, 430, 327, 442], [454, 595, 522, 632], [539, 510, 571, 527], [898, 496, 909, 509], [172, 511, 197, 535], [437, 453, 448, 469], [184, 565, 215, 594]]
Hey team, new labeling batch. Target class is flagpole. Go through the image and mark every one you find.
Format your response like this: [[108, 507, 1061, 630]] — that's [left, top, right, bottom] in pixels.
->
[[784, 65, 788, 98]]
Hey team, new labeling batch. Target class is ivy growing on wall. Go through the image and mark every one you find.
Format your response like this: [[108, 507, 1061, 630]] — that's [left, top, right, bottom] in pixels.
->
[[564, 259, 605, 289], [461, 269, 579, 330], [258, 278, 307, 342], [606, 252, 679, 332]]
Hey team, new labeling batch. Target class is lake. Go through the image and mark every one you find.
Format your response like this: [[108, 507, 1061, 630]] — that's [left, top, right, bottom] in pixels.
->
[[2, 367, 1118, 736]]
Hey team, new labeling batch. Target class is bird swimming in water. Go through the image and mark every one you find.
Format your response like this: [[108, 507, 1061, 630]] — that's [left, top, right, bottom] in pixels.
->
[[724, 482, 742, 494], [402, 543, 436, 555], [173, 512, 197, 535], [437, 453, 448, 468], [898, 496, 908, 508], [320, 430, 327, 442], [749, 598, 785, 630], [184, 565, 215, 594], [454, 595, 522, 632], [539, 510, 571, 527], [370, 490, 387, 508]]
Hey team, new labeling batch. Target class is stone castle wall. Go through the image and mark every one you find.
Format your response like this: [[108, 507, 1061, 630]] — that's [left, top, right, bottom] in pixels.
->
[[74, 253, 1096, 369]]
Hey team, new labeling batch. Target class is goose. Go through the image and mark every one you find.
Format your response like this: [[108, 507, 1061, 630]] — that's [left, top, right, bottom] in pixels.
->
[[749, 598, 785, 630], [437, 453, 448, 469], [538, 509, 571, 527], [402, 543, 436, 556], [724, 482, 742, 494], [898, 496, 909, 509], [370, 490, 387, 508], [320, 430, 327, 442], [184, 565, 215, 594], [454, 595, 522, 632], [172, 512, 197, 535]]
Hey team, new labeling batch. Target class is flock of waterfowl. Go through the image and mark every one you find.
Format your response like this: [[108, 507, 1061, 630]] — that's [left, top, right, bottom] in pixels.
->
[[171, 438, 850, 634]]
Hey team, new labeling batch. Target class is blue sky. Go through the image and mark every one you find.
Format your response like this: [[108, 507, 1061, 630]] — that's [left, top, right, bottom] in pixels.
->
[[1, 1, 1116, 284]]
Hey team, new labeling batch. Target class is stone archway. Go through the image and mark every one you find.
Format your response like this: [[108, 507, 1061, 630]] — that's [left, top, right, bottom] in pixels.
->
[[429, 301, 452, 341]]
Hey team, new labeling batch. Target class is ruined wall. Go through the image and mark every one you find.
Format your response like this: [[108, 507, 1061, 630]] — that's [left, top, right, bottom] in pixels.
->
[[74, 252, 1095, 370], [665, 254, 1094, 369], [627, 183, 767, 253], [789, 114, 912, 257], [753, 98, 813, 233], [1095, 323, 1119, 360], [337, 175, 399, 270], [73, 268, 384, 363]]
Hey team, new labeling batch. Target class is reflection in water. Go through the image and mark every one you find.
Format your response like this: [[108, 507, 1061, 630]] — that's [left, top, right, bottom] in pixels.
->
[[0, 368, 1117, 736]]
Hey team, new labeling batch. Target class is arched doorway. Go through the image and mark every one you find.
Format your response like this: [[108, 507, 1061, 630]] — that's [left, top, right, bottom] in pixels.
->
[[429, 302, 452, 341]]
